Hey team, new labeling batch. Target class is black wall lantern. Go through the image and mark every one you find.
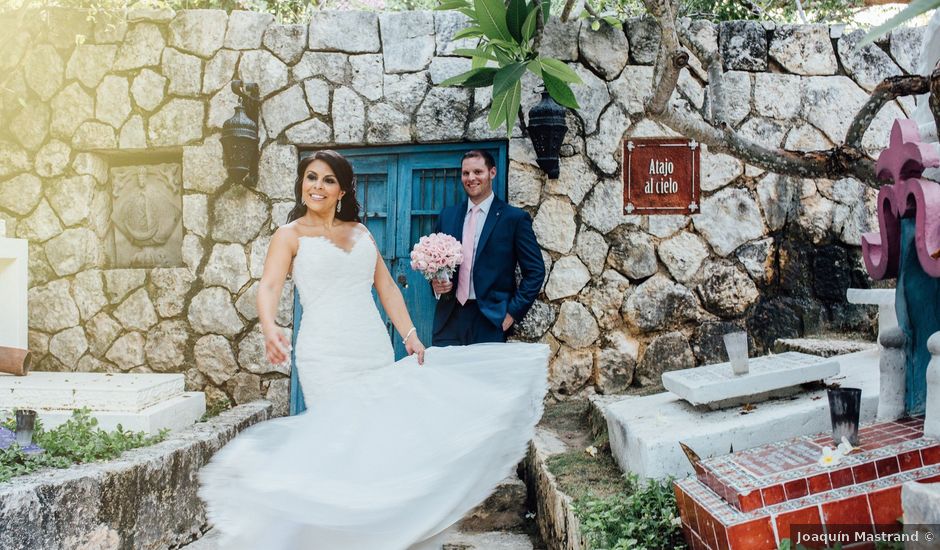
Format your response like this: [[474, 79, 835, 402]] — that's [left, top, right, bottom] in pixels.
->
[[221, 80, 261, 187], [527, 90, 568, 179]]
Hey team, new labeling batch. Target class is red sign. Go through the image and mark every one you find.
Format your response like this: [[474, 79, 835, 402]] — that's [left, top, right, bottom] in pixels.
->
[[622, 138, 701, 215]]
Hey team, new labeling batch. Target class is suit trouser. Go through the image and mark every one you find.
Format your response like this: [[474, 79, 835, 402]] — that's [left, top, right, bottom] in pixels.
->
[[433, 300, 506, 346]]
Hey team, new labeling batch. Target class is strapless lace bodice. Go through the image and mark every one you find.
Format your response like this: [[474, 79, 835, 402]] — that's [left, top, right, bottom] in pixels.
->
[[291, 235, 393, 394]]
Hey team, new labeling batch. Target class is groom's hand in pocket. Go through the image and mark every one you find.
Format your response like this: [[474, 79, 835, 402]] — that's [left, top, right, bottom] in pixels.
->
[[431, 279, 453, 295]]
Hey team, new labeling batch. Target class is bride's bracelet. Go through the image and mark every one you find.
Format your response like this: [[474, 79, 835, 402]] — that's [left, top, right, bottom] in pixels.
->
[[402, 327, 417, 344]]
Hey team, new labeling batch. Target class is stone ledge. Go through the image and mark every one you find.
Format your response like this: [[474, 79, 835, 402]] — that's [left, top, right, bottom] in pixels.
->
[[523, 428, 587, 550], [773, 335, 877, 357], [0, 401, 272, 550]]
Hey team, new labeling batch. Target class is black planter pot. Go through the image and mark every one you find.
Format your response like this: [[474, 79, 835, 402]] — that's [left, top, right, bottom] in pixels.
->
[[827, 387, 862, 446]]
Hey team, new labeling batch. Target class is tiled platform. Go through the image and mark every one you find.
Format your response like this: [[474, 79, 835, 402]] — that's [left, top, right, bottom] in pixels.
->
[[675, 417, 940, 549]]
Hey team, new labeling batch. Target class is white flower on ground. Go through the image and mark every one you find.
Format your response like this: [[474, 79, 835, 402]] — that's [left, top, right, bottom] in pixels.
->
[[818, 446, 842, 467], [837, 437, 859, 455], [585, 445, 598, 458]]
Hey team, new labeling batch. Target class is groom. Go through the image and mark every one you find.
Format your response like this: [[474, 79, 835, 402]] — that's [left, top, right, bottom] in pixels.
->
[[431, 150, 545, 345]]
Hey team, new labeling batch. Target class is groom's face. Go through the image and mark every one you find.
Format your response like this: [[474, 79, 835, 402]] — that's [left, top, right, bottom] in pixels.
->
[[461, 156, 496, 203]]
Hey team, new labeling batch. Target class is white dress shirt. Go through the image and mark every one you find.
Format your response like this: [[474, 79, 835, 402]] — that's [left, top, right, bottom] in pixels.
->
[[464, 192, 495, 300]]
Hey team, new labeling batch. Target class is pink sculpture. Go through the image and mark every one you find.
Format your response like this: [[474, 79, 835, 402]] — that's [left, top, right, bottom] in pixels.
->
[[861, 119, 940, 280]]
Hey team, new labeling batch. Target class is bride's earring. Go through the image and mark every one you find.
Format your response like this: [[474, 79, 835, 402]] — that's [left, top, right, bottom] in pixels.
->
[[336, 200, 342, 213], [301, 197, 307, 207]]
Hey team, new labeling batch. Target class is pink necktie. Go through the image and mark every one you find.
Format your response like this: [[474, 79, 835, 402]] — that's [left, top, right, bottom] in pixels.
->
[[456, 206, 480, 305]]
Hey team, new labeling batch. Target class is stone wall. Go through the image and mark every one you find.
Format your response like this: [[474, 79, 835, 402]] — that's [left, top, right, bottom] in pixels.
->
[[0, 7, 926, 404]]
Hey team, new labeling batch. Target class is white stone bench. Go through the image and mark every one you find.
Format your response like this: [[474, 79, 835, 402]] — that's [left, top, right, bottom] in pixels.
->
[[847, 287, 897, 338]]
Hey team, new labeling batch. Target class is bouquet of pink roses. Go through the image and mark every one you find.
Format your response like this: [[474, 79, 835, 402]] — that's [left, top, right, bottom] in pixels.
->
[[410, 233, 463, 284]]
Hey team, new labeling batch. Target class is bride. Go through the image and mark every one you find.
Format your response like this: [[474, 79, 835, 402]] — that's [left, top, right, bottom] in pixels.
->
[[198, 150, 549, 549]]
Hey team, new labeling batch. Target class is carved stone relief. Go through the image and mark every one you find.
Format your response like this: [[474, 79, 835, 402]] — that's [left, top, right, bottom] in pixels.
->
[[108, 164, 183, 267]]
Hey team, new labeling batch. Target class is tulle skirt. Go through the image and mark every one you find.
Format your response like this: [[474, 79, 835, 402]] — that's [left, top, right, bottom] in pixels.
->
[[198, 342, 549, 550]]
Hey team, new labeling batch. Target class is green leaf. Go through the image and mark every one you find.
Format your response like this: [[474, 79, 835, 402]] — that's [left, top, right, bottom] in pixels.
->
[[489, 79, 522, 135], [471, 55, 489, 69], [453, 47, 499, 61], [541, 0, 551, 25], [452, 26, 485, 40], [521, 7, 539, 43], [457, 6, 478, 18], [435, 0, 471, 10], [543, 71, 580, 109], [474, 0, 513, 42], [591, 20, 600, 31], [506, 0, 528, 42], [533, 57, 583, 84], [861, 0, 939, 46], [439, 67, 498, 87], [493, 62, 527, 97]]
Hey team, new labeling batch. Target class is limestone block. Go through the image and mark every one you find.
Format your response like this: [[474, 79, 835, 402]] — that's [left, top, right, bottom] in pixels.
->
[[29, 279, 79, 333], [169, 10, 228, 58], [383, 72, 429, 114], [162, 48, 203, 97], [736, 238, 773, 282], [144, 320, 189, 372], [416, 87, 470, 142], [71, 270, 106, 321], [72, 153, 108, 185], [10, 100, 49, 151], [581, 178, 641, 234], [66, 44, 116, 88], [103, 269, 146, 304], [150, 267, 196, 318], [131, 69, 167, 112], [238, 50, 289, 97], [625, 17, 660, 65], [609, 65, 652, 115], [550, 346, 594, 396], [595, 329, 639, 393], [753, 73, 801, 119], [533, 198, 576, 254], [286, 118, 332, 144], [16, 200, 62, 242], [380, 11, 435, 74], [208, 85, 239, 129], [797, 193, 835, 244], [434, 11, 475, 56], [769, 25, 837, 75], [738, 117, 787, 148], [574, 229, 608, 276], [303, 78, 330, 115], [648, 215, 689, 239], [545, 256, 591, 301], [47, 175, 95, 227], [95, 75, 131, 129], [106, 332, 146, 370], [515, 300, 556, 340], [195, 334, 238, 385], [239, 326, 287, 375], [889, 27, 923, 74], [182, 234, 204, 273], [202, 243, 250, 294], [263, 24, 307, 65], [262, 84, 310, 137], [693, 187, 764, 256], [350, 54, 385, 100], [586, 105, 631, 175], [309, 11, 380, 53], [579, 23, 629, 80], [698, 260, 758, 317], [114, 23, 164, 70], [658, 231, 709, 284], [635, 331, 694, 386], [292, 52, 349, 84], [366, 104, 411, 144], [188, 287, 244, 336], [838, 29, 902, 92], [608, 227, 657, 280], [224, 10, 273, 50], [212, 186, 268, 244], [119, 116, 146, 149], [202, 49, 239, 95], [51, 83, 94, 139], [572, 64, 609, 135], [73, 121, 117, 150], [113, 288, 158, 331], [24, 45, 64, 101], [331, 87, 365, 144], [148, 99, 204, 146], [45, 228, 101, 277], [624, 274, 698, 332], [719, 20, 767, 71], [539, 17, 580, 61], [802, 76, 868, 143], [182, 136, 226, 194], [785, 123, 832, 152], [257, 143, 298, 201], [700, 146, 744, 192], [757, 173, 798, 232], [49, 326, 87, 367], [0, 173, 42, 216]]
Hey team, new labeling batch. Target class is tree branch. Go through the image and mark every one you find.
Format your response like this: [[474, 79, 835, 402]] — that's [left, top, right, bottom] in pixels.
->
[[845, 74, 930, 149]]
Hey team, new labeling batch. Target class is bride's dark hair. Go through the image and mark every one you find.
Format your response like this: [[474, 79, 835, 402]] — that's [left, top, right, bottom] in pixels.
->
[[287, 150, 362, 223]]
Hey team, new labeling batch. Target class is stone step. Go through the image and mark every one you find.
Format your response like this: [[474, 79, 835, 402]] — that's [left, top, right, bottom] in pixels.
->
[[0, 372, 184, 412], [36, 391, 206, 436], [457, 474, 528, 532], [773, 335, 877, 358], [181, 528, 534, 550]]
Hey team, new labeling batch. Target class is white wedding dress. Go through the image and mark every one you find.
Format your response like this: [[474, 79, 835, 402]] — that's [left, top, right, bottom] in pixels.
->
[[198, 234, 549, 550]]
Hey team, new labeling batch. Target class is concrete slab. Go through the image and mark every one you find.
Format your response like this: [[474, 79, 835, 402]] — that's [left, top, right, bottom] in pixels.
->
[[847, 287, 898, 337], [0, 237, 28, 349], [31, 391, 206, 435], [0, 372, 184, 412], [662, 352, 840, 408], [603, 348, 881, 481]]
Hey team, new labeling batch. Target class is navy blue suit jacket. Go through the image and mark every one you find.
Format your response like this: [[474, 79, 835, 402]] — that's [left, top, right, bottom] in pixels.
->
[[432, 196, 545, 335]]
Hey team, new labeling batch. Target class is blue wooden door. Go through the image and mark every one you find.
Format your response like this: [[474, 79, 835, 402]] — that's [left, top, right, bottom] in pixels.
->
[[290, 142, 507, 413]]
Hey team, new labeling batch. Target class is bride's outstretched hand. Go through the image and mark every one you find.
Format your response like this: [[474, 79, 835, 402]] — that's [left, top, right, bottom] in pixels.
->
[[406, 336, 426, 366], [264, 327, 292, 367]]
